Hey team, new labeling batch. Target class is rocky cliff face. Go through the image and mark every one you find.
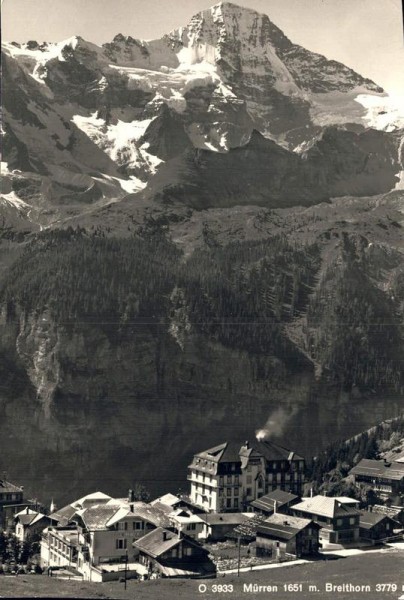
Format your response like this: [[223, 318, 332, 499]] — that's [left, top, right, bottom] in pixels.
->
[[1, 2, 403, 505], [1, 190, 403, 504], [2, 2, 403, 230]]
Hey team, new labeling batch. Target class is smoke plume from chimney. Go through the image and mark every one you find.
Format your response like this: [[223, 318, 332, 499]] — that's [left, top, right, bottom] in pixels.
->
[[256, 407, 298, 441]]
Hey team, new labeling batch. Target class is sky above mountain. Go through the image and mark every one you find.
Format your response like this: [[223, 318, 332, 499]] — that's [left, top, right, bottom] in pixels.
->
[[2, 0, 403, 102]]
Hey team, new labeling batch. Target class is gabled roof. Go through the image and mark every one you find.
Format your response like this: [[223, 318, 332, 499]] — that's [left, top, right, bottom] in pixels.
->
[[190, 439, 303, 474], [133, 527, 199, 558], [15, 508, 37, 518], [0, 480, 23, 494], [359, 511, 398, 529], [107, 499, 171, 528], [251, 490, 299, 512], [78, 504, 119, 531], [15, 510, 48, 526], [49, 504, 77, 526], [292, 496, 360, 519], [72, 491, 112, 509], [257, 513, 316, 541], [199, 513, 251, 526], [350, 459, 404, 481], [151, 493, 180, 507], [254, 440, 304, 463]]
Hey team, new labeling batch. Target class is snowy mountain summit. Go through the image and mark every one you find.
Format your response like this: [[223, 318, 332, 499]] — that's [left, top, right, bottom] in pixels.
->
[[2, 2, 403, 224]]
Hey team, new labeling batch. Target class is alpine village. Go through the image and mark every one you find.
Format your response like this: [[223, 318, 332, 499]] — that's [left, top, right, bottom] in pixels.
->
[[2, 0, 404, 596], [1, 417, 404, 584]]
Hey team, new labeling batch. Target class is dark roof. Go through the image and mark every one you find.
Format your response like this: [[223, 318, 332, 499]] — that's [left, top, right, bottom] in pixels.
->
[[371, 504, 404, 518], [16, 514, 37, 526], [251, 490, 299, 512], [0, 480, 23, 494], [130, 503, 171, 528], [257, 514, 314, 541], [350, 459, 404, 481], [190, 440, 304, 474], [49, 504, 77, 526], [253, 440, 304, 462], [80, 505, 119, 531], [199, 513, 250, 526], [359, 511, 398, 529], [292, 496, 360, 519], [134, 527, 199, 558]]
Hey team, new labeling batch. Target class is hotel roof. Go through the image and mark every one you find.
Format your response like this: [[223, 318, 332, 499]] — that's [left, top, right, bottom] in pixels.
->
[[0, 480, 23, 494], [190, 440, 303, 473]]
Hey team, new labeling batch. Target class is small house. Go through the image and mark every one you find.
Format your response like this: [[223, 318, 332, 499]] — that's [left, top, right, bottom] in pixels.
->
[[14, 508, 54, 542], [133, 527, 216, 578], [199, 512, 253, 541], [349, 459, 404, 500], [359, 511, 399, 543], [256, 513, 320, 558], [292, 495, 360, 546]]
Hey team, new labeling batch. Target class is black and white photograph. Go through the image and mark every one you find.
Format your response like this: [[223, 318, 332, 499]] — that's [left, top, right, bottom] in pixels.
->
[[1, 0, 404, 598]]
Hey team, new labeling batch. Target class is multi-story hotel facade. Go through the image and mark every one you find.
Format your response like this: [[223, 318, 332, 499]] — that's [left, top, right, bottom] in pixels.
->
[[188, 439, 305, 512]]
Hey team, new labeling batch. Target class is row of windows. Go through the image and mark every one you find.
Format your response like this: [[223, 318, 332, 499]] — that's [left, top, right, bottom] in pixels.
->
[[0, 493, 23, 502], [49, 536, 71, 554], [116, 521, 150, 531]]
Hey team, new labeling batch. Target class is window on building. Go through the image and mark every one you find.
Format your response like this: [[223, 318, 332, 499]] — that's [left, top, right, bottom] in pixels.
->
[[246, 488, 252, 497], [234, 475, 239, 484], [227, 488, 232, 497], [184, 547, 193, 556], [219, 477, 224, 485], [116, 539, 127, 550], [186, 523, 196, 530], [133, 521, 144, 530], [349, 518, 356, 525], [226, 499, 232, 508], [336, 519, 343, 526], [234, 499, 239, 509], [246, 475, 252, 484], [118, 521, 128, 530], [234, 487, 239, 496], [227, 475, 232, 484]]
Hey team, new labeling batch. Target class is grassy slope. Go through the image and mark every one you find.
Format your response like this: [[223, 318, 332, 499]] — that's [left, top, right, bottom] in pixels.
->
[[1, 549, 403, 600]]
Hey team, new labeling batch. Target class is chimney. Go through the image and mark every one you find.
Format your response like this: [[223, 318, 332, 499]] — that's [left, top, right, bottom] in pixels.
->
[[128, 489, 135, 502], [26, 506, 29, 514], [163, 531, 168, 541], [130, 504, 134, 513], [245, 441, 249, 449], [310, 488, 313, 498], [274, 500, 277, 514]]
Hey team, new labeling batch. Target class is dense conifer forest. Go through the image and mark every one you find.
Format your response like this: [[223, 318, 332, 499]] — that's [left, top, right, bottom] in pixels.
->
[[307, 416, 404, 499], [1, 227, 403, 393]]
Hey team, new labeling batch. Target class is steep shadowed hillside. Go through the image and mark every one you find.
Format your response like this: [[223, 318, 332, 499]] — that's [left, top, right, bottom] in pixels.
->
[[1, 2, 403, 504]]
